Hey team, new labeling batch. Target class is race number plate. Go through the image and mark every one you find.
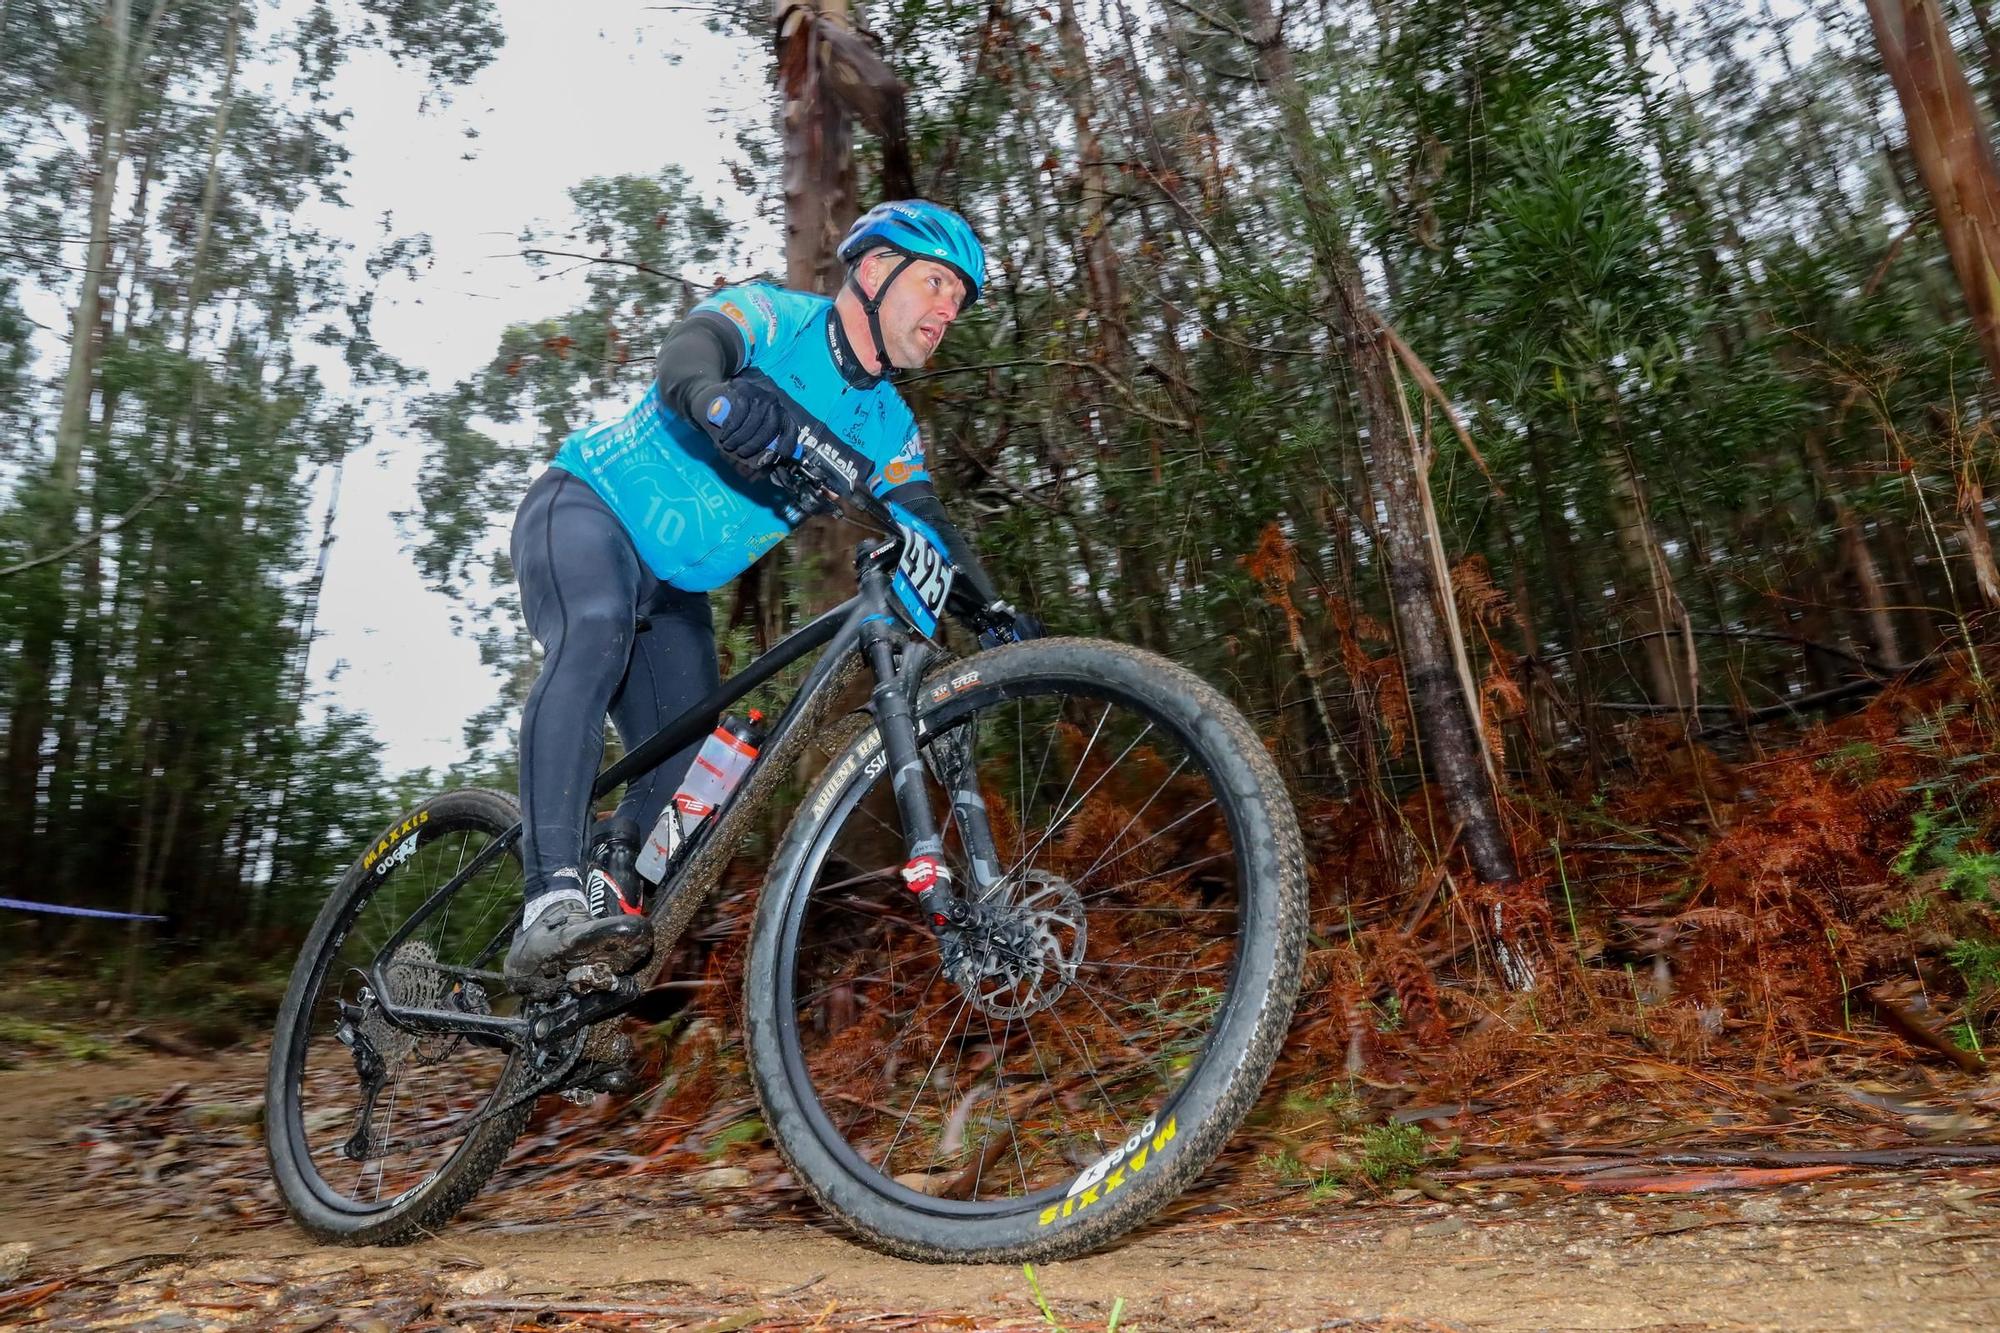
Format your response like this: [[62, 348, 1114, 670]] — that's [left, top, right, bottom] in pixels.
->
[[890, 515, 954, 638]]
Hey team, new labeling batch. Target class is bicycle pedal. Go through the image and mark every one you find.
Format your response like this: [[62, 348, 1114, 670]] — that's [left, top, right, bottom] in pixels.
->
[[565, 961, 618, 993], [567, 1061, 637, 1095]]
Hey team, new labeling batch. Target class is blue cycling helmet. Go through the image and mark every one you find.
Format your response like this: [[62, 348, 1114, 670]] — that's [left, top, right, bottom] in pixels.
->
[[838, 199, 987, 307]]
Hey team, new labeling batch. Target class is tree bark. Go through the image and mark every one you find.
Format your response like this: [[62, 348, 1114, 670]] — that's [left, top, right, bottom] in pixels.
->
[[1239, 0, 1517, 889], [54, 0, 175, 493], [1868, 0, 2000, 388], [1800, 429, 1906, 661]]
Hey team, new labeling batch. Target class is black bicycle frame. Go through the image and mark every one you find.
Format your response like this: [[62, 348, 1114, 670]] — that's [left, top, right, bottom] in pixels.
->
[[364, 540, 937, 1047]]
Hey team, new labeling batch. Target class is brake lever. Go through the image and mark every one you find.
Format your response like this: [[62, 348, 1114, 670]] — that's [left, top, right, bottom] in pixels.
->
[[773, 443, 900, 533]]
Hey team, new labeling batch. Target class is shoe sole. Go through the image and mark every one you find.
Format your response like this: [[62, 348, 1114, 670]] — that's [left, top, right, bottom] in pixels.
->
[[505, 931, 653, 994]]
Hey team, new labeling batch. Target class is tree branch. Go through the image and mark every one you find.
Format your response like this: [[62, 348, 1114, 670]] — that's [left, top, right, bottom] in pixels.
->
[[517, 249, 714, 293], [1373, 309, 1501, 489], [0, 468, 184, 579], [905, 356, 1193, 429]]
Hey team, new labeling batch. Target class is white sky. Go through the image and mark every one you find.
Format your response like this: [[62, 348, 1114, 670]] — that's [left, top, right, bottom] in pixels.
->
[[299, 2, 775, 775]]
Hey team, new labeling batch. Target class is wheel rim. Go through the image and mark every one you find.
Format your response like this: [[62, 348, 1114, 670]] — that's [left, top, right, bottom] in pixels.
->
[[773, 677, 1260, 1220], [280, 813, 528, 1216]]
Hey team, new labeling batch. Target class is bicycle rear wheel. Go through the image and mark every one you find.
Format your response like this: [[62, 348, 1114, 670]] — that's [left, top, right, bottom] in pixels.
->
[[746, 639, 1307, 1261], [265, 787, 534, 1245]]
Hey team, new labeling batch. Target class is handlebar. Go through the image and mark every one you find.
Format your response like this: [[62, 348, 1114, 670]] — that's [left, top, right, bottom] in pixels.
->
[[754, 429, 1027, 645], [761, 433, 901, 538]]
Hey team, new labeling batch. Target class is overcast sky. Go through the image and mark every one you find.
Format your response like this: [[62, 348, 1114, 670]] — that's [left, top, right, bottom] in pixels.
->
[[301, 2, 773, 775]]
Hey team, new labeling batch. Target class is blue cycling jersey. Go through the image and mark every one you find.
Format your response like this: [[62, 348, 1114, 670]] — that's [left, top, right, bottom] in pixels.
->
[[551, 283, 929, 591]]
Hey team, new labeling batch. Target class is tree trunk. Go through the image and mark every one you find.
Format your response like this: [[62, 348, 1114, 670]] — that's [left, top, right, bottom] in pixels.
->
[[181, 2, 241, 353], [54, 0, 175, 493], [1600, 444, 1696, 712], [1524, 423, 1603, 773], [777, 0, 879, 614], [1801, 429, 1905, 662], [1868, 0, 2000, 389], [1959, 455, 2000, 607], [1240, 0, 1517, 891], [1053, 0, 1129, 367], [1875, 508, 1939, 655], [779, 0, 860, 300]]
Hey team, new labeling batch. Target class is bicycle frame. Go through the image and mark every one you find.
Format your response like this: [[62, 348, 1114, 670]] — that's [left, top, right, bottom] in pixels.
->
[[363, 536, 948, 1049]]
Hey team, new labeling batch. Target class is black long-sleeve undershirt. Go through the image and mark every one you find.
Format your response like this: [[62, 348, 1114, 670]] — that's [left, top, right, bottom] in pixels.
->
[[653, 311, 743, 422]]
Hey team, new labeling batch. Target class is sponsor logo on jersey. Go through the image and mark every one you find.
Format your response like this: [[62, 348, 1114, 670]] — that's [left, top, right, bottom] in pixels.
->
[[718, 300, 755, 344], [797, 424, 861, 491], [746, 289, 779, 343], [825, 314, 860, 379], [879, 430, 923, 486]]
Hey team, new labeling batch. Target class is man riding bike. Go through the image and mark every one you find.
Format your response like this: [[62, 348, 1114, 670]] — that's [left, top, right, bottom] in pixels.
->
[[502, 199, 1037, 995]]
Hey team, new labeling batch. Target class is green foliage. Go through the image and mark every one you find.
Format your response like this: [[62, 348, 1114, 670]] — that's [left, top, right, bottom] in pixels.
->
[[0, 1015, 116, 1063], [1882, 895, 1935, 931], [703, 1117, 768, 1161], [1891, 787, 1997, 904], [358, 0, 506, 86], [1947, 938, 2000, 1008], [1818, 741, 1882, 784], [1355, 1121, 1436, 1186], [1270, 1119, 1448, 1194]]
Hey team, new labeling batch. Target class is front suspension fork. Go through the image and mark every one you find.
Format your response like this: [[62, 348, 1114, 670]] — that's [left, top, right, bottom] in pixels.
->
[[863, 621, 961, 931]]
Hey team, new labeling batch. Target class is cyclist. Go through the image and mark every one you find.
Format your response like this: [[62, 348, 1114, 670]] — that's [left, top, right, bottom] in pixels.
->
[[504, 200, 1038, 992]]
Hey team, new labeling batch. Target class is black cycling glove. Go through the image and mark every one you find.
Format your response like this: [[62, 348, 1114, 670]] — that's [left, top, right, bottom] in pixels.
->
[[975, 599, 1044, 649], [693, 377, 790, 478]]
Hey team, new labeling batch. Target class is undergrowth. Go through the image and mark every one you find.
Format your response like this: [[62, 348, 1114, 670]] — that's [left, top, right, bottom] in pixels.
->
[[1263, 650, 2000, 1155]]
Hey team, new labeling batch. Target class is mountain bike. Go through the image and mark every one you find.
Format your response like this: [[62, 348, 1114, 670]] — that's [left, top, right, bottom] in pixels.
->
[[265, 442, 1308, 1262]]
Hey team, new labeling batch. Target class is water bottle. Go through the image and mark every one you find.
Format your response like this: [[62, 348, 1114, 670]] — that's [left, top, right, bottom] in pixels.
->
[[636, 711, 765, 882]]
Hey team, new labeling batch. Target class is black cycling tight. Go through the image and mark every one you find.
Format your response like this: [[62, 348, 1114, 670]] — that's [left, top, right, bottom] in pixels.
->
[[510, 467, 718, 903]]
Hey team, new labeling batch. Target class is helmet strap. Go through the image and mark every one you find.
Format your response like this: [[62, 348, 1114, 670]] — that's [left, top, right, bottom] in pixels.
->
[[845, 251, 916, 379]]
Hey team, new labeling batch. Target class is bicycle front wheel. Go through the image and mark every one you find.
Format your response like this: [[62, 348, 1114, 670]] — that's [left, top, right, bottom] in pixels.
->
[[746, 638, 1307, 1262]]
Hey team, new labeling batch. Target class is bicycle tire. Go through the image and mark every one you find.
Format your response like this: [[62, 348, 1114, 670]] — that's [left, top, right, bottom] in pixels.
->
[[266, 787, 536, 1245], [744, 638, 1307, 1262]]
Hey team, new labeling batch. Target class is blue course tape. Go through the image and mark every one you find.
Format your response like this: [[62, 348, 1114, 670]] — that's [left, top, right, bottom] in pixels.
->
[[0, 897, 165, 922]]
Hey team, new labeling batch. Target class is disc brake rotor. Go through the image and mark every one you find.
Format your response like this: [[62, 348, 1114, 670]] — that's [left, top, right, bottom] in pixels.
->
[[952, 871, 1087, 1020]]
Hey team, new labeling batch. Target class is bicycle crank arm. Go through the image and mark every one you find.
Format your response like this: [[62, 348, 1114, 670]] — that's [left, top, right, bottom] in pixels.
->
[[526, 972, 647, 1045]]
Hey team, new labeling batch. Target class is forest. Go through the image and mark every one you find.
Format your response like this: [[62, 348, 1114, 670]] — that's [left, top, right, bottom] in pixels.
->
[[7, 0, 2000, 1151]]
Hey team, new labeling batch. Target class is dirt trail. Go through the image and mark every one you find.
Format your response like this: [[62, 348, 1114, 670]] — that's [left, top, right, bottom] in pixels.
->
[[4, 1049, 1999, 1330]]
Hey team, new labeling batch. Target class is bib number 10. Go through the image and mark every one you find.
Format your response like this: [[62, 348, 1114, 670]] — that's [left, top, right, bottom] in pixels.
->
[[891, 518, 954, 638]]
